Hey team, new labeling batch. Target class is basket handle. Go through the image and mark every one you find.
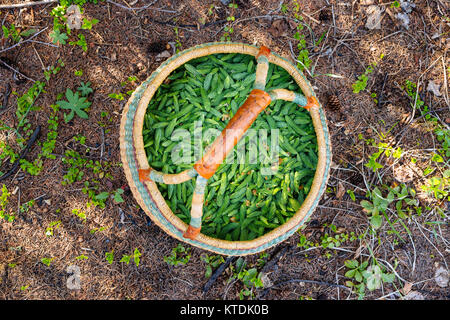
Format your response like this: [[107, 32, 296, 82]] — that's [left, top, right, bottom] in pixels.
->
[[193, 88, 272, 179]]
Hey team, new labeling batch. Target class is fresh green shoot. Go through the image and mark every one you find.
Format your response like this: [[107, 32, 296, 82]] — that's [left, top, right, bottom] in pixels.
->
[[69, 34, 88, 52], [45, 220, 61, 237], [41, 257, 55, 267], [105, 250, 114, 264], [0, 184, 14, 222], [72, 208, 87, 221], [164, 244, 191, 266], [81, 18, 99, 30], [108, 92, 125, 101], [200, 254, 225, 278], [344, 259, 395, 299]]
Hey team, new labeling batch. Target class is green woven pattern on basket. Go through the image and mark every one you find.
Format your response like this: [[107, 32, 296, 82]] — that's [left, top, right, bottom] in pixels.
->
[[123, 42, 332, 255]]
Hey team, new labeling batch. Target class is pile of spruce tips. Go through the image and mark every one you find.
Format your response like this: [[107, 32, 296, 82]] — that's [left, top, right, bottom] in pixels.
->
[[142, 53, 318, 241]]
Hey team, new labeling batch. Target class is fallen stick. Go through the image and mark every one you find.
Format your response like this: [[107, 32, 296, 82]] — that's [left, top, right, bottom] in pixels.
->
[[0, 0, 57, 10], [202, 256, 236, 294], [1, 83, 11, 109], [0, 27, 48, 54], [261, 245, 291, 274], [0, 125, 41, 181], [258, 278, 351, 299]]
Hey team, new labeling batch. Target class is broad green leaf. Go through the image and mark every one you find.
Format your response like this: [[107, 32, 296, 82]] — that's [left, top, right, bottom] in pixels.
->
[[370, 214, 382, 229]]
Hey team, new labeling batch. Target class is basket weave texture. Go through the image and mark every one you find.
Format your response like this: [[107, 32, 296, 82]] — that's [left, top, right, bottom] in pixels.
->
[[120, 42, 332, 256]]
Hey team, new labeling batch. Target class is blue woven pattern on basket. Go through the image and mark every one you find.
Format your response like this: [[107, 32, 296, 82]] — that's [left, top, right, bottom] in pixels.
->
[[123, 42, 332, 255]]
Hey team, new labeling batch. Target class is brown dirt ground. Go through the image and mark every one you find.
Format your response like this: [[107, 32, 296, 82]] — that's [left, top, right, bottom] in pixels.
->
[[0, 0, 449, 300]]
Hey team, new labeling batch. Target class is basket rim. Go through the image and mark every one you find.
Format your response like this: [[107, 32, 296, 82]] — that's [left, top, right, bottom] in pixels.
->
[[119, 42, 332, 256]]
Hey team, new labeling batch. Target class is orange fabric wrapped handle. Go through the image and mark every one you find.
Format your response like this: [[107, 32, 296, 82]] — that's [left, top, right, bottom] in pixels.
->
[[194, 89, 272, 179]]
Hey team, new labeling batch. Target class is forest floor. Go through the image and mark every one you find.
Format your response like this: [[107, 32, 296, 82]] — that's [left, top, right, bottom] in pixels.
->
[[0, 0, 449, 300]]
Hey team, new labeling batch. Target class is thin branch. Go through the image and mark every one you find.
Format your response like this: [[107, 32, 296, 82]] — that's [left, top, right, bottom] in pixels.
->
[[0, 0, 57, 10], [0, 59, 35, 82], [106, 0, 164, 12], [0, 27, 48, 54]]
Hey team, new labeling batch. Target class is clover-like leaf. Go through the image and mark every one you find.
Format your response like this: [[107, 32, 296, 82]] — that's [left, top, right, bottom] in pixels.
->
[[50, 29, 68, 45], [56, 88, 91, 123]]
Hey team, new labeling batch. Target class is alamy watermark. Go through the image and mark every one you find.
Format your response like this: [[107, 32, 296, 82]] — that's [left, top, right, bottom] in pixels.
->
[[66, 265, 81, 290], [168, 121, 281, 175]]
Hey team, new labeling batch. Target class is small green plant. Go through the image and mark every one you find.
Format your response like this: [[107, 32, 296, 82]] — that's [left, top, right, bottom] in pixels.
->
[[57, 88, 91, 122], [360, 187, 391, 230], [72, 208, 87, 221], [50, 28, 68, 45], [76, 254, 88, 260], [352, 69, 371, 93], [220, 2, 238, 41], [292, 0, 311, 71], [256, 252, 269, 268], [120, 248, 142, 267], [0, 184, 14, 222], [435, 127, 450, 157], [90, 226, 106, 234], [45, 220, 61, 237], [108, 92, 125, 101], [20, 104, 60, 175], [113, 188, 125, 203], [1, 24, 33, 43], [15, 81, 46, 134], [40, 257, 55, 267], [361, 184, 418, 230], [105, 250, 114, 264], [77, 81, 93, 96], [360, 126, 402, 173], [81, 18, 99, 30], [173, 26, 182, 52], [344, 259, 395, 299], [44, 59, 65, 82], [352, 55, 383, 93], [74, 69, 83, 77], [421, 170, 450, 201], [69, 34, 88, 52], [231, 258, 264, 300], [200, 254, 225, 278], [164, 244, 191, 266]]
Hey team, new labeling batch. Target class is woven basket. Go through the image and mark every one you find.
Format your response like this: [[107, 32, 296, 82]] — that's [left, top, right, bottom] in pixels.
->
[[120, 42, 332, 256]]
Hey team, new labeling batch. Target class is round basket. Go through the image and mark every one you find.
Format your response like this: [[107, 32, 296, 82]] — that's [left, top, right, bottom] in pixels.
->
[[120, 42, 332, 256]]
